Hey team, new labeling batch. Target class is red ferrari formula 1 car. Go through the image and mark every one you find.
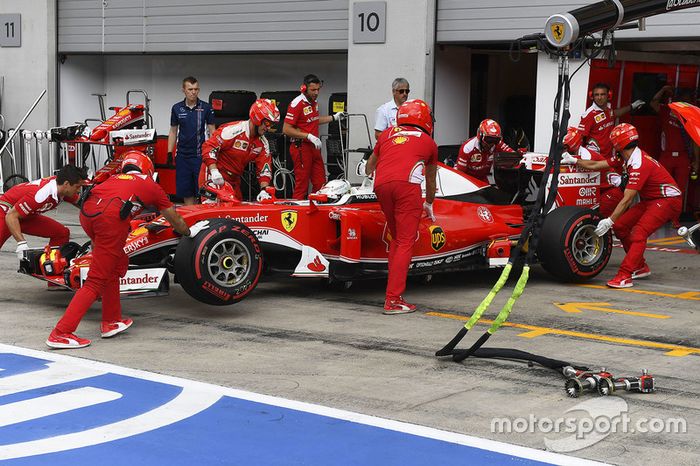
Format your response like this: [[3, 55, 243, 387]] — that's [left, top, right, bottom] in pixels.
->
[[20, 154, 612, 306]]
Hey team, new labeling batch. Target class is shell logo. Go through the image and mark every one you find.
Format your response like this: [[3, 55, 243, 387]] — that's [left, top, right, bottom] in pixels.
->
[[393, 136, 408, 145]]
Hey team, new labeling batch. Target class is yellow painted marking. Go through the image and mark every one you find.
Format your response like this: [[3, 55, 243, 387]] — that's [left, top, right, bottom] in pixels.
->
[[427, 311, 700, 357], [576, 284, 700, 301], [647, 237, 687, 246], [554, 302, 670, 319]]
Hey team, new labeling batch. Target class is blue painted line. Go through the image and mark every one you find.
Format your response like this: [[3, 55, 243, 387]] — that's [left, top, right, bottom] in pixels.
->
[[0, 346, 603, 466]]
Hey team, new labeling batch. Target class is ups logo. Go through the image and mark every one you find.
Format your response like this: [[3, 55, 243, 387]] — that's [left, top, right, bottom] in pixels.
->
[[429, 225, 446, 251]]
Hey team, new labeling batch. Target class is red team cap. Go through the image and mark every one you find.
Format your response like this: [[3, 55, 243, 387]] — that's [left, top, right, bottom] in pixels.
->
[[249, 99, 281, 126], [397, 99, 434, 135], [120, 150, 154, 177], [610, 123, 639, 152]]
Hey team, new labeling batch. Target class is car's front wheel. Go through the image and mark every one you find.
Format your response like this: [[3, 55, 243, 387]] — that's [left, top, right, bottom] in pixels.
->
[[174, 219, 263, 305], [537, 206, 611, 282]]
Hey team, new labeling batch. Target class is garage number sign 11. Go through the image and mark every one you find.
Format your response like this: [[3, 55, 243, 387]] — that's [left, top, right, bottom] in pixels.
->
[[0, 14, 21, 47]]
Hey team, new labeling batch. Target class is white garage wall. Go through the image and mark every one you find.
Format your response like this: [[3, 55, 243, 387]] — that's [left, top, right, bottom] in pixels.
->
[[433, 46, 471, 146], [59, 53, 348, 136], [534, 53, 591, 153]]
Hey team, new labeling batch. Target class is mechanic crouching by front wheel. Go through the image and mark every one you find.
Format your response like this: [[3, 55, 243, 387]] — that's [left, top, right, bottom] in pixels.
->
[[47, 151, 209, 349], [200, 99, 279, 202], [1, 165, 88, 258], [591, 124, 681, 289], [365, 99, 438, 315]]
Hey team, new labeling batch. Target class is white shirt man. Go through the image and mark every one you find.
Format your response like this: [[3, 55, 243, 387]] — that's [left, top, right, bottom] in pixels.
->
[[374, 78, 410, 140]]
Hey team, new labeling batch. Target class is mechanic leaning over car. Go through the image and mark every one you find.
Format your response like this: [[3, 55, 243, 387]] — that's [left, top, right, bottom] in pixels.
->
[[364, 99, 438, 315], [588, 123, 681, 289], [455, 119, 515, 184], [46, 151, 209, 349], [200, 99, 279, 202], [577, 82, 644, 158], [650, 85, 699, 223], [561, 127, 624, 218], [1, 164, 88, 259], [283, 74, 344, 200]]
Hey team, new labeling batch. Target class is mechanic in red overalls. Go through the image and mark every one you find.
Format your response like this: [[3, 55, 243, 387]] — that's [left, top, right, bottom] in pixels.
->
[[283, 74, 343, 199], [455, 119, 514, 184], [1, 165, 87, 259], [592, 124, 681, 288], [365, 99, 438, 314], [651, 85, 695, 219], [577, 82, 644, 158], [47, 151, 209, 349], [200, 99, 280, 201], [561, 127, 624, 218]]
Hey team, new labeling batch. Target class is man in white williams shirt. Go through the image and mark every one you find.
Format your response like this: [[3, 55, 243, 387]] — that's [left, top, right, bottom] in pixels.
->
[[374, 78, 411, 140]]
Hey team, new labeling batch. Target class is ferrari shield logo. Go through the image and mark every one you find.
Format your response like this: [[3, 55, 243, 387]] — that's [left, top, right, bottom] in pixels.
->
[[281, 210, 298, 232], [429, 225, 446, 251], [550, 22, 565, 44]]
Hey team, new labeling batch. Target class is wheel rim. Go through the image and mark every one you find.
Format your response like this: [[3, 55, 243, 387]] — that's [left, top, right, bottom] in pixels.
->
[[571, 224, 604, 266], [207, 238, 251, 287]]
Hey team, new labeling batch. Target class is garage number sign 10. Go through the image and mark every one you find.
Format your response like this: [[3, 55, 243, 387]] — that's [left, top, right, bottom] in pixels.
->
[[353, 2, 386, 44]]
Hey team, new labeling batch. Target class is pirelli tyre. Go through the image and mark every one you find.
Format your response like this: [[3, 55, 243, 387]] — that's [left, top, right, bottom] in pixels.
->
[[174, 218, 263, 305], [537, 206, 611, 282]]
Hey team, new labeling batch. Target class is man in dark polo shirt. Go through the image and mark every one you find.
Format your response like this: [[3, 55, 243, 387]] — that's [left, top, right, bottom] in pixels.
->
[[168, 76, 216, 205]]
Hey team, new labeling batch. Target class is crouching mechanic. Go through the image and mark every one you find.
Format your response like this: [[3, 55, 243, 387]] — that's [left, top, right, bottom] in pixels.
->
[[200, 99, 279, 201], [47, 151, 210, 349], [591, 124, 681, 288], [1, 165, 87, 258], [365, 99, 438, 314], [455, 119, 514, 184], [561, 127, 624, 217]]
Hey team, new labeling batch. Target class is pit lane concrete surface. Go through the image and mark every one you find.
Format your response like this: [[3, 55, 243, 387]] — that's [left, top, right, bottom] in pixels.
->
[[0, 204, 698, 465]]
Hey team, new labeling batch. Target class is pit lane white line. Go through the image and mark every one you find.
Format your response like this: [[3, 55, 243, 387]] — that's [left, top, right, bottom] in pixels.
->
[[0, 387, 121, 428], [0, 344, 604, 466]]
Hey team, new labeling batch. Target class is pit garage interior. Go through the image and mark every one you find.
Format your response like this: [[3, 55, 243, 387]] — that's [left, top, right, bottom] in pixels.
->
[[0, 1, 700, 465]]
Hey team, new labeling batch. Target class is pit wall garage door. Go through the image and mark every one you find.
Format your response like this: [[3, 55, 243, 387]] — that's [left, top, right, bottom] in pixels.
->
[[58, 0, 349, 53]]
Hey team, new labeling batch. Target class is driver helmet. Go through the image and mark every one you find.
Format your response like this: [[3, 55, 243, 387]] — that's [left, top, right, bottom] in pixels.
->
[[316, 179, 351, 201]]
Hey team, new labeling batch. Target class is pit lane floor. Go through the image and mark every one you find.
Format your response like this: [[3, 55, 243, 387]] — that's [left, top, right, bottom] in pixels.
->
[[0, 205, 698, 465]]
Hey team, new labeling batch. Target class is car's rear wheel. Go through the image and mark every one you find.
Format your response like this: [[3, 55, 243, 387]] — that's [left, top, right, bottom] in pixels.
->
[[537, 206, 611, 282], [174, 219, 263, 305]]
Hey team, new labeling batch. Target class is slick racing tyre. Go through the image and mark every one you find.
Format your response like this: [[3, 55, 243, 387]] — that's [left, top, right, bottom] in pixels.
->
[[537, 206, 611, 282], [174, 218, 263, 305]]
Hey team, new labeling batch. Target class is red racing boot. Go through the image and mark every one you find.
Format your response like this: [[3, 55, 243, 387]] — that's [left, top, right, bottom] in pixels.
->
[[101, 318, 134, 338], [631, 263, 651, 279], [607, 272, 633, 288], [383, 297, 417, 315], [46, 329, 91, 349]]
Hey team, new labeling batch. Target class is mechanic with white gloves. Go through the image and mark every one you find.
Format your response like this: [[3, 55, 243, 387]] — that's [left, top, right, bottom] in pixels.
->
[[47, 151, 209, 350], [1, 164, 87, 260], [200, 99, 279, 201], [560, 126, 625, 218], [365, 99, 438, 315], [592, 124, 681, 289], [577, 82, 644, 158], [283, 74, 343, 200]]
